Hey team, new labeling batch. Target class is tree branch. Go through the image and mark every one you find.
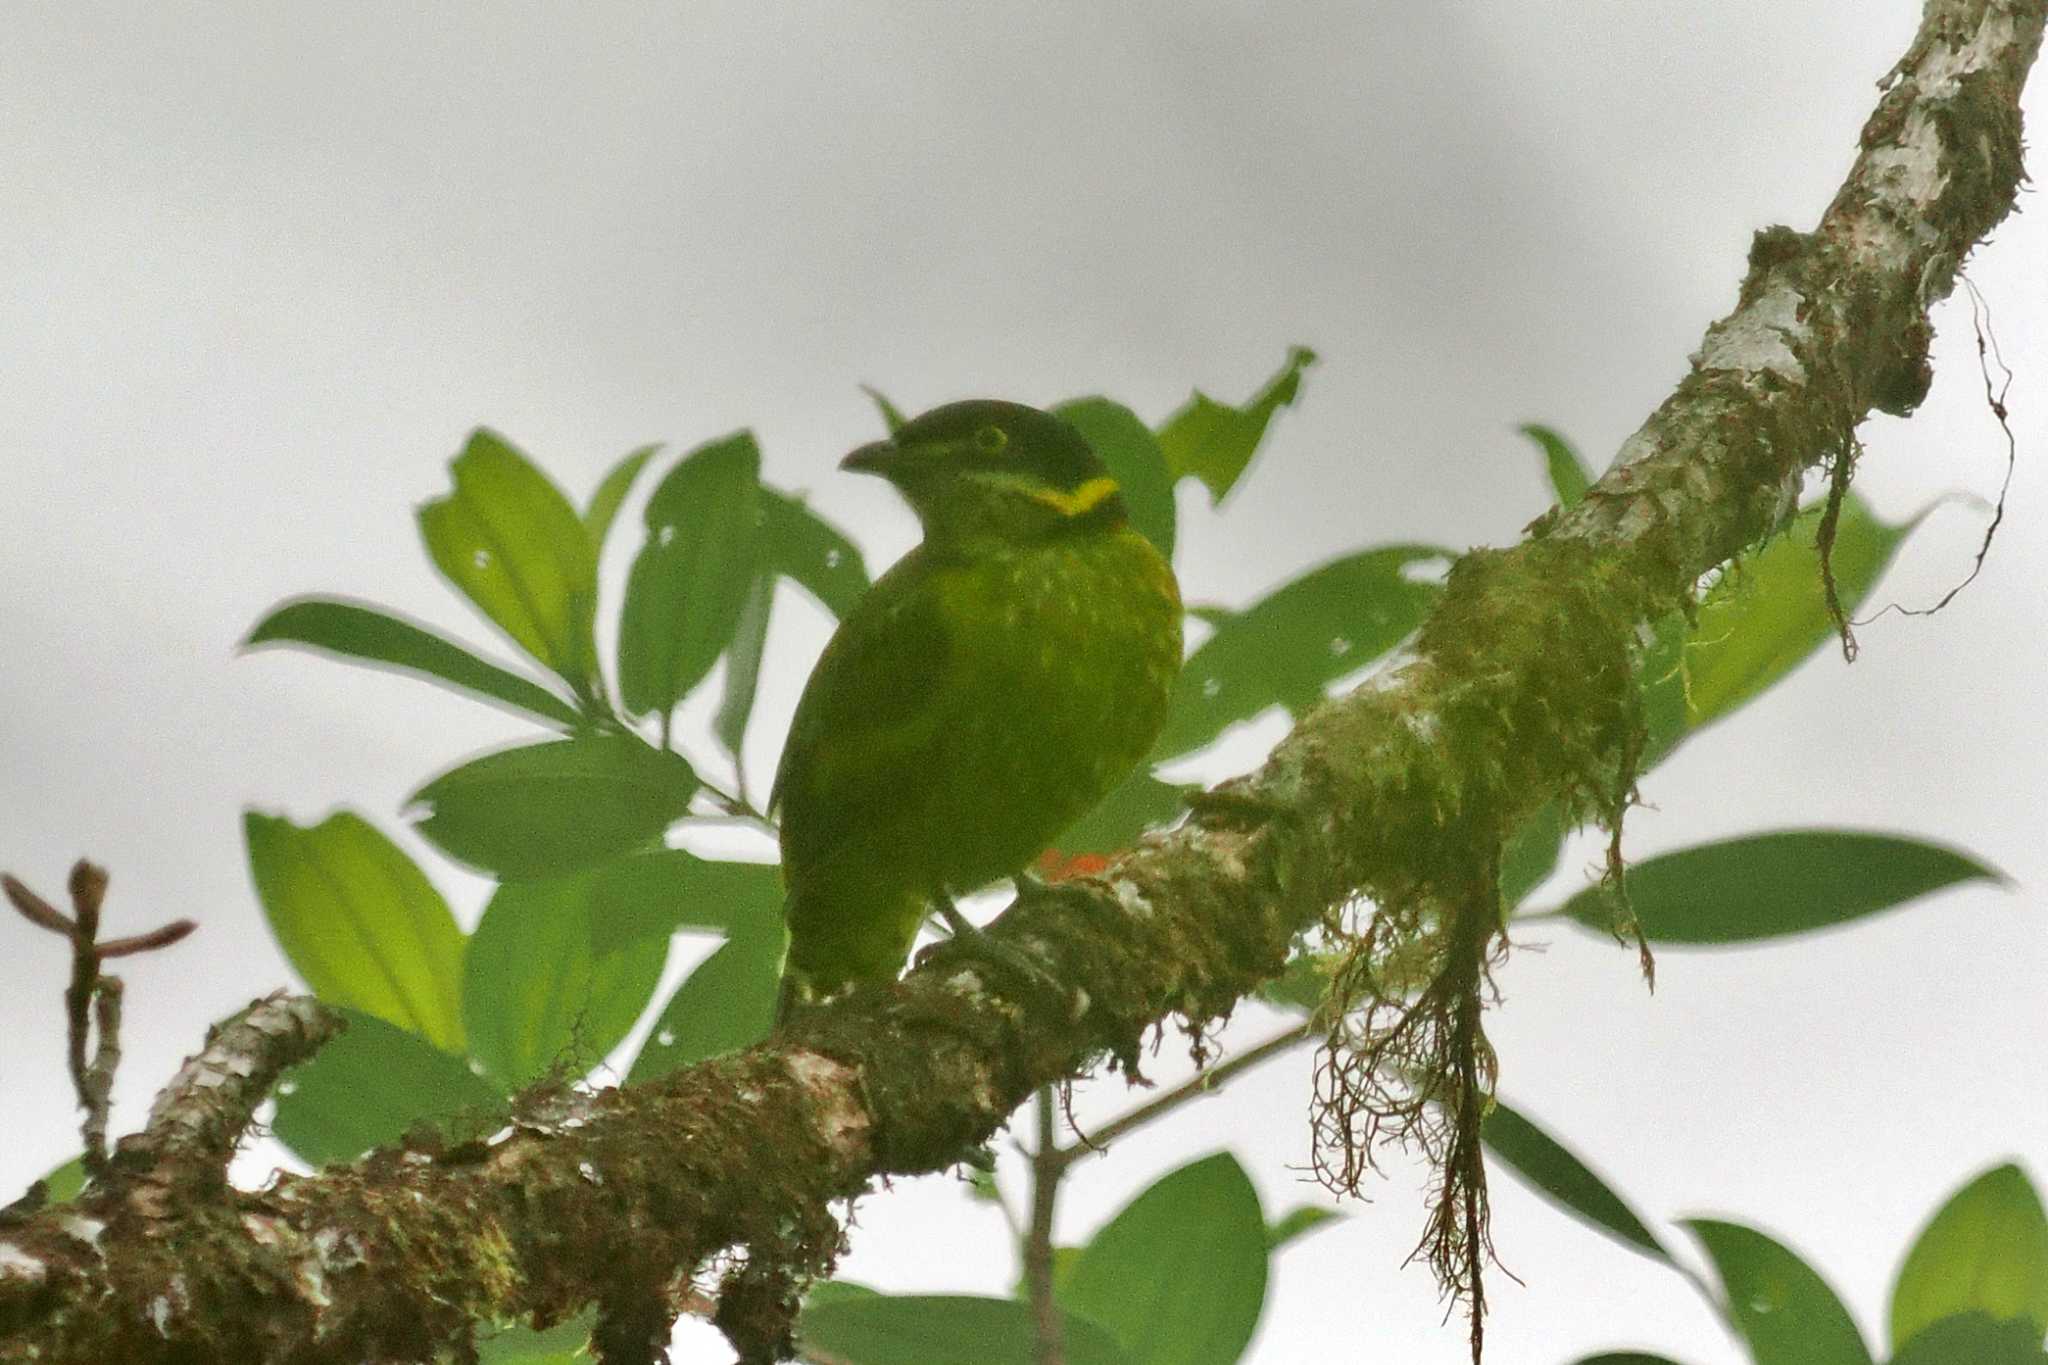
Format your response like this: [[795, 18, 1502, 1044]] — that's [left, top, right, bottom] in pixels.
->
[[0, 3, 2038, 1360]]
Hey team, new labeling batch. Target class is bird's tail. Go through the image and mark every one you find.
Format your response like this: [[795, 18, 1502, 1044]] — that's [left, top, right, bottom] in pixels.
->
[[772, 964, 808, 1032]]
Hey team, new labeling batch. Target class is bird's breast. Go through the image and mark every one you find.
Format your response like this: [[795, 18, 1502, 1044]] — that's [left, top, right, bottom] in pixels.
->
[[924, 531, 1181, 881]]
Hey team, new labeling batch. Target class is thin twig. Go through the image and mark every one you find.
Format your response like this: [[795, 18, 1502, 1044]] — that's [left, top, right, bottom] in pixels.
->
[[1047, 1021, 1314, 1175], [62, 863, 112, 1173], [3, 874, 74, 934], [1024, 1087, 1065, 1365], [4, 860, 199, 1176], [100, 920, 199, 958], [80, 977, 123, 1169]]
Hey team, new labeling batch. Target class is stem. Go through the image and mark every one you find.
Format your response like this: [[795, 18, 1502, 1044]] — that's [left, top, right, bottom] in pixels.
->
[[1046, 1021, 1313, 1175], [1024, 1087, 1065, 1365]]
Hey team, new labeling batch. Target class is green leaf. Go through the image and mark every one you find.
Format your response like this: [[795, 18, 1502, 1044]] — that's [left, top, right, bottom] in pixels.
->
[[244, 810, 466, 1052], [243, 597, 582, 728], [963, 1165, 1003, 1206], [461, 874, 670, 1088], [1266, 1204, 1341, 1252], [713, 570, 775, 766], [805, 1280, 882, 1309], [1258, 949, 1333, 1014], [617, 431, 764, 719], [1060, 1151, 1269, 1365], [1684, 1219, 1872, 1365], [1501, 800, 1568, 908], [271, 1007, 501, 1165], [799, 1294, 1133, 1365], [408, 735, 698, 880], [760, 488, 871, 618], [626, 915, 782, 1082], [1157, 345, 1317, 503], [475, 1311, 595, 1363], [37, 1156, 87, 1206], [584, 443, 659, 554], [1522, 424, 1592, 508], [1482, 1100, 1671, 1265], [1890, 1164, 2048, 1351], [862, 385, 909, 435], [1053, 770, 1187, 859], [1889, 1313, 2048, 1365], [1569, 1356, 1693, 1365], [582, 851, 783, 956], [1642, 494, 1914, 762], [419, 429, 600, 695], [1556, 829, 2003, 946], [1151, 545, 1449, 759], [1054, 397, 1177, 559]]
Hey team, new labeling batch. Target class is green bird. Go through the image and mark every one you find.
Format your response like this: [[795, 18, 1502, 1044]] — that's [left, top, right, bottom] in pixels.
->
[[772, 399, 1183, 1020]]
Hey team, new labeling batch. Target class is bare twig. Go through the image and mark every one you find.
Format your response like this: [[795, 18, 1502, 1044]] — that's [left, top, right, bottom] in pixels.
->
[[1024, 1088, 1066, 1365], [3, 875, 74, 934], [4, 860, 200, 1177], [1046, 1021, 1314, 1176]]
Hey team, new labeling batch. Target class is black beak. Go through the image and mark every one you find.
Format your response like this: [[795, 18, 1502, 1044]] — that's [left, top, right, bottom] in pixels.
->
[[839, 439, 898, 476]]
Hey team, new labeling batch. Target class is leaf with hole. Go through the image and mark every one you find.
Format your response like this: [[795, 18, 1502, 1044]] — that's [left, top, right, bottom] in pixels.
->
[[244, 809, 466, 1051], [1157, 346, 1317, 503], [761, 489, 871, 618], [1684, 1219, 1872, 1365], [617, 431, 764, 719], [627, 916, 782, 1082], [418, 429, 600, 696]]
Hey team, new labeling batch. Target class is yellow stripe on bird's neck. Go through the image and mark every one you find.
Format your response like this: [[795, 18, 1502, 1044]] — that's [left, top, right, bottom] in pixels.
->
[[1025, 474, 1122, 519]]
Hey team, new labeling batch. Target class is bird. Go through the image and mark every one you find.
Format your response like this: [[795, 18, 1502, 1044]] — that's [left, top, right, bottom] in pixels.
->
[[771, 399, 1183, 1022]]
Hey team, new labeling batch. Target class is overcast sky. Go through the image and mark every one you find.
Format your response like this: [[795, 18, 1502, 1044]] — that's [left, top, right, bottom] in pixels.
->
[[3, 4, 2044, 1362]]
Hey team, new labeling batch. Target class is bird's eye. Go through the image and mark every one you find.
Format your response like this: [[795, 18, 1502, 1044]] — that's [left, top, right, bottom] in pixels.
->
[[973, 425, 1009, 454]]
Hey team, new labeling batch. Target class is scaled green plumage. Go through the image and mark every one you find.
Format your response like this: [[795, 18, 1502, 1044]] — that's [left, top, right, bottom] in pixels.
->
[[772, 400, 1182, 1017]]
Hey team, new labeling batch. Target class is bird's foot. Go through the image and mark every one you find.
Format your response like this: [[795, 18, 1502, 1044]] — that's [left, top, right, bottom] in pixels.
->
[[1010, 868, 1126, 932], [919, 894, 1071, 1012]]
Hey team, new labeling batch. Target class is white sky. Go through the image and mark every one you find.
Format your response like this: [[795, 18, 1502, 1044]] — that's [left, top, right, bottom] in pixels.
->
[[3, 4, 2044, 1362]]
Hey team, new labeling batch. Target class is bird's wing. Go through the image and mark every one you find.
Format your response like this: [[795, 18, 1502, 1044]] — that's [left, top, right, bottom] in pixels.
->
[[769, 549, 960, 873]]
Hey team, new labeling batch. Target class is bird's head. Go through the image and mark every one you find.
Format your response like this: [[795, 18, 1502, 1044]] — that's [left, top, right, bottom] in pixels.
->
[[841, 400, 1125, 546]]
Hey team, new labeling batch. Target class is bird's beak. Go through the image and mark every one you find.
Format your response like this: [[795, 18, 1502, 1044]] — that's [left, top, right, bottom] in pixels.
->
[[839, 439, 898, 476]]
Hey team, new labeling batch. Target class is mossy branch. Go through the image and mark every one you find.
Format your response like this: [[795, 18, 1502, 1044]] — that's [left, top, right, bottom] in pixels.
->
[[0, 2, 2039, 1361]]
